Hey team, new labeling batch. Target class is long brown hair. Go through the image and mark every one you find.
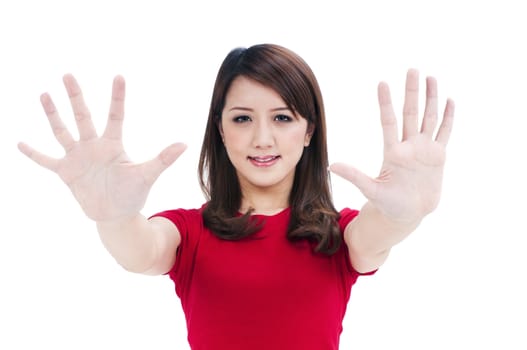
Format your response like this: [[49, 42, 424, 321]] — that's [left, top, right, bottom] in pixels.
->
[[198, 44, 342, 255]]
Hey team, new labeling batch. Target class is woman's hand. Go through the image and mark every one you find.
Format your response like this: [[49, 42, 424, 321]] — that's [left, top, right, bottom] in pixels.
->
[[330, 69, 455, 224], [18, 74, 186, 222]]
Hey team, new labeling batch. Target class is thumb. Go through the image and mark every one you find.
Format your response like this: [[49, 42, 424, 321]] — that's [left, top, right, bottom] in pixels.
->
[[141, 142, 187, 184], [329, 162, 377, 199]]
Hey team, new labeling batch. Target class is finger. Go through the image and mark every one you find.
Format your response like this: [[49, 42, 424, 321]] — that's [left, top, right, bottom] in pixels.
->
[[402, 69, 420, 140], [420, 76, 438, 137], [435, 98, 455, 145], [40, 93, 75, 151], [329, 162, 377, 200], [17, 142, 60, 172], [63, 74, 97, 140], [378, 82, 399, 150], [103, 75, 126, 140], [140, 143, 187, 185]]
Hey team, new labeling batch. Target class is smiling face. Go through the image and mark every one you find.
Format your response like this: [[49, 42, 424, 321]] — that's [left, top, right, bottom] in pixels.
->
[[220, 76, 313, 203]]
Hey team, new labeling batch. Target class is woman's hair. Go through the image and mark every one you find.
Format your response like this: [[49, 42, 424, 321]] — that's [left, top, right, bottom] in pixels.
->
[[198, 43, 342, 255]]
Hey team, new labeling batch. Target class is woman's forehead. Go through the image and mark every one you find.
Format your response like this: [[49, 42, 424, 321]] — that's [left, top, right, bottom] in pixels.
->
[[224, 76, 288, 109]]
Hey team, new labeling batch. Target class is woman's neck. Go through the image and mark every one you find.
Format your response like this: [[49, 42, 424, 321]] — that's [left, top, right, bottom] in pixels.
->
[[239, 190, 289, 215]]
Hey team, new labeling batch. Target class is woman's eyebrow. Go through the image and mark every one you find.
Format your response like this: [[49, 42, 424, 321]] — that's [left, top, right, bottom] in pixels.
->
[[227, 106, 290, 112], [270, 107, 291, 112], [228, 106, 253, 112]]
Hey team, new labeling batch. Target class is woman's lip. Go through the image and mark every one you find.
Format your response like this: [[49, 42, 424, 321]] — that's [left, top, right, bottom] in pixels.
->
[[248, 155, 280, 167], [249, 156, 279, 161]]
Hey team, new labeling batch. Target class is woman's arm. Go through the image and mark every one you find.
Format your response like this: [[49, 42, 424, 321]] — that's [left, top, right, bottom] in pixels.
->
[[331, 69, 455, 273], [18, 74, 186, 275], [97, 214, 181, 275], [343, 202, 419, 273]]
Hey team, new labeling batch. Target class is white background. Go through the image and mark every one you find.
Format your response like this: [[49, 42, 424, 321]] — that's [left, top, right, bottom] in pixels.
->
[[1, 0, 526, 349]]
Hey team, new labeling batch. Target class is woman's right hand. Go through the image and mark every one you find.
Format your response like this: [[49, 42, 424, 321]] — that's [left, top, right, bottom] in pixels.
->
[[18, 74, 187, 222]]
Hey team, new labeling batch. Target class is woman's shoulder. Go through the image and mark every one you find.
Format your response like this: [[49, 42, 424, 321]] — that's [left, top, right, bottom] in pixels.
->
[[337, 207, 360, 232], [150, 203, 206, 225]]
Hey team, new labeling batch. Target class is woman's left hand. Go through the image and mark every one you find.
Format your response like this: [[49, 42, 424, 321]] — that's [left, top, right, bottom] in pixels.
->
[[330, 69, 455, 224]]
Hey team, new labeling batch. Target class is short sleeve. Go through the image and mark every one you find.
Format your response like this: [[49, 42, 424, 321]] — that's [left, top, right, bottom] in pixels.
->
[[338, 207, 360, 232], [150, 207, 204, 298], [339, 208, 377, 276]]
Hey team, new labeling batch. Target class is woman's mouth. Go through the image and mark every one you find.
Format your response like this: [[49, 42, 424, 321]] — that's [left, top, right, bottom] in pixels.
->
[[248, 155, 281, 167]]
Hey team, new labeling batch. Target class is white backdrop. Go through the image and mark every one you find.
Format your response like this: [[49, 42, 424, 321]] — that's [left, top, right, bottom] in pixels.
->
[[1, 0, 526, 349]]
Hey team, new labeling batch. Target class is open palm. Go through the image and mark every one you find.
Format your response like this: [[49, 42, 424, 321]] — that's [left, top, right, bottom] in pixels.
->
[[18, 74, 186, 221], [331, 69, 455, 223]]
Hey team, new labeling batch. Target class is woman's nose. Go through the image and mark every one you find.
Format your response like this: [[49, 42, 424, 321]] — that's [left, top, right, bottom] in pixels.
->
[[252, 120, 274, 148]]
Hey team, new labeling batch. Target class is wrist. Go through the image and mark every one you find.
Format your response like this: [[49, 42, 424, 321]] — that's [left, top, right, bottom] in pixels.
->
[[362, 201, 423, 229], [96, 213, 144, 231]]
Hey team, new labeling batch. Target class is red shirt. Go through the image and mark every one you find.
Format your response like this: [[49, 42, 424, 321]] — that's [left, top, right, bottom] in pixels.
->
[[154, 206, 372, 350]]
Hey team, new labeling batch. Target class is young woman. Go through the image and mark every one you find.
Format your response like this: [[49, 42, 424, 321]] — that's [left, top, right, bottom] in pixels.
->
[[18, 44, 455, 349]]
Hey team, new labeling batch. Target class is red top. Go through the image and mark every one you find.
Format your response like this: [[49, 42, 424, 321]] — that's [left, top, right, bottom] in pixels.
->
[[153, 206, 373, 350]]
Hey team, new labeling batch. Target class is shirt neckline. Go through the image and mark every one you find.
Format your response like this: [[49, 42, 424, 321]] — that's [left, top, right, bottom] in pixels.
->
[[238, 207, 291, 218]]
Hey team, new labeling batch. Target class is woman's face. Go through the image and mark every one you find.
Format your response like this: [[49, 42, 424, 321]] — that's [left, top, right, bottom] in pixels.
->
[[220, 76, 312, 197]]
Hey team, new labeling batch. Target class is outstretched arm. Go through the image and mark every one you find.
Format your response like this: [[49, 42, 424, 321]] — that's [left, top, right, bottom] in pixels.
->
[[330, 69, 455, 273], [18, 74, 186, 275]]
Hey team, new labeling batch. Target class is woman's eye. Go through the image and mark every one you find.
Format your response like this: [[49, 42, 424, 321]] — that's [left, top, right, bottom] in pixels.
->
[[275, 114, 292, 122], [233, 115, 251, 123]]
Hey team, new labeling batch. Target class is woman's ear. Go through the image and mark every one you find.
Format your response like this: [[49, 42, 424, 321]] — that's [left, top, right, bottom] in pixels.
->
[[304, 124, 315, 146], [217, 119, 225, 143]]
